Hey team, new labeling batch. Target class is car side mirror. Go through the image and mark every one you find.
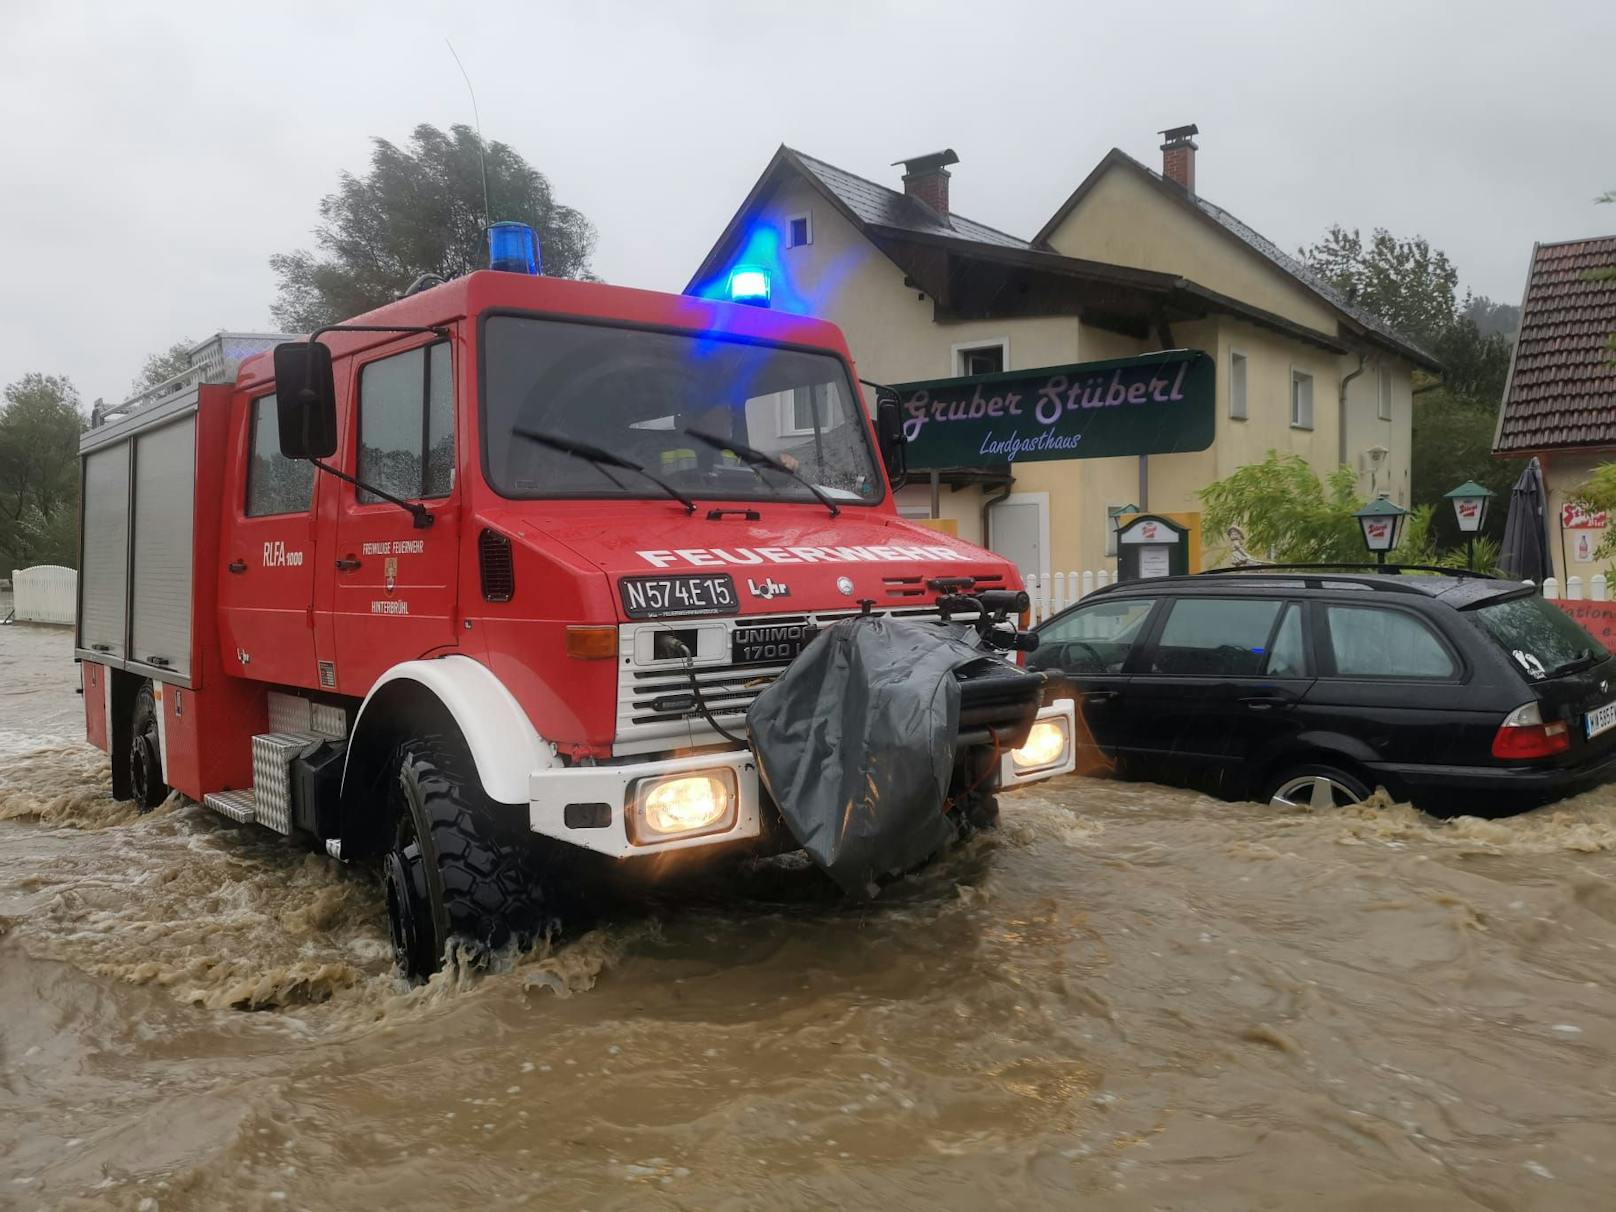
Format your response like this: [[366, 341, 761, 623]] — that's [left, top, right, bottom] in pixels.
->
[[875, 396, 907, 486], [272, 341, 338, 460]]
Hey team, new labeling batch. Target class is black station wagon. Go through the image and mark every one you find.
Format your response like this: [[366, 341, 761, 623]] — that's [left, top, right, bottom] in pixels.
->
[[1029, 567, 1616, 815]]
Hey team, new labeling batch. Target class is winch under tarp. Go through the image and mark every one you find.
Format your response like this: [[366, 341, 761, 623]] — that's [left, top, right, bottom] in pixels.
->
[[746, 614, 1031, 897]]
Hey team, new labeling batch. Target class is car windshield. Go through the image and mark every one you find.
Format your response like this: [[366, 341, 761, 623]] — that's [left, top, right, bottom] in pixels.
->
[[481, 315, 883, 505], [1471, 593, 1607, 679]]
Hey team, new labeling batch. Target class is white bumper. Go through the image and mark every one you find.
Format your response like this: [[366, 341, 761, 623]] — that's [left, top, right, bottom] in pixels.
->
[[530, 749, 761, 858]]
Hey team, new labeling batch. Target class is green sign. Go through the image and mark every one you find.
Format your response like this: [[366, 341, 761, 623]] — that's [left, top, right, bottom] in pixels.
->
[[891, 350, 1215, 471]]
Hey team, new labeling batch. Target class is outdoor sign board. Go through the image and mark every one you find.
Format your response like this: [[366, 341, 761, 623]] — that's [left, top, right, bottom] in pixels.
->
[[1455, 498, 1485, 528], [888, 350, 1215, 472], [1562, 503, 1609, 530], [1362, 517, 1396, 547]]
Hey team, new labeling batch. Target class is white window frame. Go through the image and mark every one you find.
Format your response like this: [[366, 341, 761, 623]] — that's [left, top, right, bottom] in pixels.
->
[[1377, 363, 1393, 421], [779, 384, 830, 438], [1229, 349, 1249, 421], [1290, 369, 1315, 430], [951, 337, 1010, 377], [786, 211, 812, 249]]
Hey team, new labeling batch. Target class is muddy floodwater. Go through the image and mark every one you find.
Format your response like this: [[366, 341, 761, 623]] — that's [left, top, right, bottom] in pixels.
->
[[6, 625, 1616, 1210]]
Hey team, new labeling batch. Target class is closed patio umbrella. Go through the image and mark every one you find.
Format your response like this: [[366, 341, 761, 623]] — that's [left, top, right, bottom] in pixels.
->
[[1497, 456, 1551, 583]]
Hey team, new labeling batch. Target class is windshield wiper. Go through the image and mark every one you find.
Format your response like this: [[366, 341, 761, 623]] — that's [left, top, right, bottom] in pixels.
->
[[1549, 648, 1601, 677], [512, 428, 696, 515], [683, 428, 840, 517]]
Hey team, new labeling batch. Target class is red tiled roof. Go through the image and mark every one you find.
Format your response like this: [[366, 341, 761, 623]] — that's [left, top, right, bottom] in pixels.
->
[[1494, 236, 1616, 454]]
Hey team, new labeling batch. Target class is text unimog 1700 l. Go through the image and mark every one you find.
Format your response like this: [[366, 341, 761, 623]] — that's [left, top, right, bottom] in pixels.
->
[[75, 235, 1077, 977]]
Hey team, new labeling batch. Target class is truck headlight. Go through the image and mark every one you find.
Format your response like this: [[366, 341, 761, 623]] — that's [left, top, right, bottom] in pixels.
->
[[1011, 718, 1070, 773], [629, 770, 737, 843]]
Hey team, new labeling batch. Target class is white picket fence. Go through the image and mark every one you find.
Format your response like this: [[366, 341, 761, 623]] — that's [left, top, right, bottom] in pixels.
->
[[1540, 575, 1608, 601], [9, 565, 77, 625], [1024, 570, 1115, 623]]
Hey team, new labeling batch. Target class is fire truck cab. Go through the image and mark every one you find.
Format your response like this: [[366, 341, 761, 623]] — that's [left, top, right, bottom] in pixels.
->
[[77, 246, 1075, 977]]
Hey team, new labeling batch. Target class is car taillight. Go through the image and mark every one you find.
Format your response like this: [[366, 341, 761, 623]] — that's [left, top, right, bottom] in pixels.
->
[[1492, 702, 1571, 760]]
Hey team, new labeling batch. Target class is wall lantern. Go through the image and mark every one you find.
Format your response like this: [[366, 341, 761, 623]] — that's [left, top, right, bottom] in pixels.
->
[[1444, 480, 1494, 571], [1354, 494, 1409, 567]]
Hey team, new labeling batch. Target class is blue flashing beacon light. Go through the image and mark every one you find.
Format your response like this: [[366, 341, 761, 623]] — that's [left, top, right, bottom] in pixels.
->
[[488, 221, 542, 275], [727, 266, 771, 308]]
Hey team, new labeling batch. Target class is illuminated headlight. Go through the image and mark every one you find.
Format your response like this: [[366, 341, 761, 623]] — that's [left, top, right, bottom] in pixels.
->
[[628, 770, 737, 843], [1011, 718, 1071, 774]]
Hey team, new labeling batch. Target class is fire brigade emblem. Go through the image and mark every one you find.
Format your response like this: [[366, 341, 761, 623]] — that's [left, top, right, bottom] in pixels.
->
[[384, 556, 398, 595]]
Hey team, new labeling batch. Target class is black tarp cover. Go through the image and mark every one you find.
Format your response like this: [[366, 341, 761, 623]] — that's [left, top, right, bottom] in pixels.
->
[[746, 615, 985, 897]]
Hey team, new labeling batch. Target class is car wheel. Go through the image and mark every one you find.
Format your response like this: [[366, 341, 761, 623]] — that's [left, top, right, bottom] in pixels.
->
[[382, 731, 561, 981], [1264, 764, 1371, 811], [128, 681, 170, 812]]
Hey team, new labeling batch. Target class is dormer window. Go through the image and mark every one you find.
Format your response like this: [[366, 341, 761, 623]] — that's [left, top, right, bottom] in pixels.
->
[[787, 213, 812, 248]]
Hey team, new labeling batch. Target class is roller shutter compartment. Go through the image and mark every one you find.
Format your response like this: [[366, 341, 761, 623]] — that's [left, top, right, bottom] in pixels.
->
[[79, 444, 131, 659], [130, 417, 197, 678]]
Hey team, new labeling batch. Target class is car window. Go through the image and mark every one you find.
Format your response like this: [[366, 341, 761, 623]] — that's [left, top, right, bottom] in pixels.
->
[[1471, 594, 1606, 680], [1033, 597, 1156, 675], [1265, 603, 1307, 677], [245, 393, 316, 517], [1326, 605, 1455, 678], [357, 343, 454, 504], [1151, 597, 1283, 676]]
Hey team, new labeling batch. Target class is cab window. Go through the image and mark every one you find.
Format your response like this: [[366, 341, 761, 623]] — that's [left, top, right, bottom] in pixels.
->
[[245, 393, 316, 517], [1325, 605, 1456, 679], [357, 343, 454, 504], [1150, 597, 1283, 676], [1032, 597, 1156, 675]]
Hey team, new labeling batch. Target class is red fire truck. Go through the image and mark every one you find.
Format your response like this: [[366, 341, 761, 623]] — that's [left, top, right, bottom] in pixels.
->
[[76, 229, 1075, 977]]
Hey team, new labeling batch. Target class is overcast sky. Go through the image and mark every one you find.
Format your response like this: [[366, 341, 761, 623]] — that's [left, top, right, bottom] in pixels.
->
[[4, 0, 1613, 406]]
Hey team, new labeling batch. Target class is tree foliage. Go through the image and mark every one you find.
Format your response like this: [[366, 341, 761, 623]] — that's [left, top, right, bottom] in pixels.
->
[[132, 338, 195, 394], [1199, 451, 1496, 573], [270, 123, 597, 331], [1410, 387, 1516, 548], [0, 374, 84, 571]]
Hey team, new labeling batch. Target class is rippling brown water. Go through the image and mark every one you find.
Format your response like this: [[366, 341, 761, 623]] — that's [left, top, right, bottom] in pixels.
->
[[5, 623, 1616, 1210]]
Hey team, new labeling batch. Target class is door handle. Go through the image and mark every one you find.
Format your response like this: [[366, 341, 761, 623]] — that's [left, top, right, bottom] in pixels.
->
[[1241, 695, 1288, 710], [1083, 690, 1119, 704], [335, 555, 362, 571], [228, 559, 247, 574]]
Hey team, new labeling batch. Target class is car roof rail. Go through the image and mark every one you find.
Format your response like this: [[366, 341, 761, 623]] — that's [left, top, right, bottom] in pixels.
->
[[1199, 561, 1500, 580]]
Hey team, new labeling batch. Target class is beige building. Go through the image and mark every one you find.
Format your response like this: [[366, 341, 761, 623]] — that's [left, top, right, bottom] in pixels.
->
[[689, 129, 1436, 579]]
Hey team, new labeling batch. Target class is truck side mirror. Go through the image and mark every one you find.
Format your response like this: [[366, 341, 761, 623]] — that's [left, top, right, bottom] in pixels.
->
[[876, 396, 907, 486], [272, 341, 338, 460]]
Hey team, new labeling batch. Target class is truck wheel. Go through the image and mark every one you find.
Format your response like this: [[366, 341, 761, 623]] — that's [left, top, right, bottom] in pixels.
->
[[128, 681, 169, 812], [381, 732, 556, 980]]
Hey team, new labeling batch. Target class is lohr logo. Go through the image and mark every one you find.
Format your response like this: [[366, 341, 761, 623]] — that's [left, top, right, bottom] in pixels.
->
[[262, 541, 303, 568], [747, 577, 791, 600]]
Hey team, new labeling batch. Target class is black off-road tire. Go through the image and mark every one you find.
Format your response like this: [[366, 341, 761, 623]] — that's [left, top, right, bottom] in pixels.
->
[[128, 681, 169, 812], [383, 732, 559, 980]]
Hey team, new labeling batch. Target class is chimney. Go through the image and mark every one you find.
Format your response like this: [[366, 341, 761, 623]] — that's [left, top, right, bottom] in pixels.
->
[[1158, 124, 1199, 194], [893, 148, 959, 219]]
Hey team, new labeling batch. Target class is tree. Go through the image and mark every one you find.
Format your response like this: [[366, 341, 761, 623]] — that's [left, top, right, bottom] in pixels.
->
[[0, 374, 83, 571], [132, 338, 195, 394], [1410, 387, 1516, 549], [270, 123, 596, 331], [1199, 451, 1496, 572], [1299, 226, 1460, 350]]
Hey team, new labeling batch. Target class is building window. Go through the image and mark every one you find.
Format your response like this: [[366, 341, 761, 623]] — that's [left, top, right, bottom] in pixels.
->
[[786, 213, 812, 249], [1291, 370, 1314, 430], [781, 384, 829, 436], [1378, 364, 1393, 421], [1229, 351, 1248, 420], [357, 342, 455, 503], [954, 341, 1007, 377]]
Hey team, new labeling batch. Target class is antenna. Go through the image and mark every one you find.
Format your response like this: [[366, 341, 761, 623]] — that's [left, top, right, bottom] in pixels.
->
[[446, 38, 492, 230]]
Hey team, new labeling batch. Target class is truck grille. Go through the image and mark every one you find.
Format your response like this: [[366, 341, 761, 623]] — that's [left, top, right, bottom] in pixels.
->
[[614, 605, 969, 756]]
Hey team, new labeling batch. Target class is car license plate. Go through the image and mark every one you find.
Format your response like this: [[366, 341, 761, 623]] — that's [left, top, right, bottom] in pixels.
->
[[732, 623, 815, 666], [1587, 699, 1616, 739], [620, 574, 738, 619]]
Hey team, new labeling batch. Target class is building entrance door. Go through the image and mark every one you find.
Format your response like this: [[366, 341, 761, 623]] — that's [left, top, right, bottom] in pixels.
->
[[988, 492, 1049, 580]]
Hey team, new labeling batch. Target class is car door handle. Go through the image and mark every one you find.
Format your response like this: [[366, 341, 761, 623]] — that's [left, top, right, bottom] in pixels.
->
[[335, 555, 362, 571], [227, 559, 247, 573], [1241, 695, 1289, 710], [1083, 690, 1119, 704]]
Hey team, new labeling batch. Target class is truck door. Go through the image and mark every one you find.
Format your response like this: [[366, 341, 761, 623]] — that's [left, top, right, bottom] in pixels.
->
[[324, 339, 460, 692], [218, 389, 320, 686]]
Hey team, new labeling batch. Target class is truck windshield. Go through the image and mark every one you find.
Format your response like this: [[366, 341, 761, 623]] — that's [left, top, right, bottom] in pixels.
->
[[1471, 593, 1609, 679], [482, 315, 883, 505]]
